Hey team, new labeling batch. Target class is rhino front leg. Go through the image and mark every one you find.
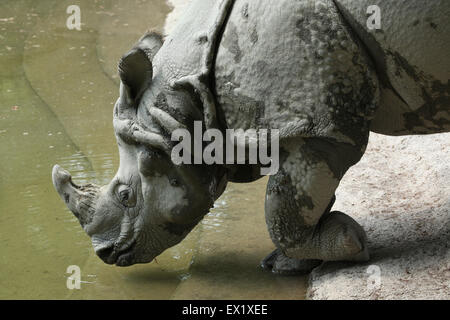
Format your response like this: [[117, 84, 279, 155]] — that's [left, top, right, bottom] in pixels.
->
[[263, 137, 369, 274]]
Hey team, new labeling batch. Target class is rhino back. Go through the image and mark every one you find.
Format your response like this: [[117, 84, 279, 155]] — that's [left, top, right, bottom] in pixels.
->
[[334, 0, 450, 134], [153, 0, 224, 87], [214, 0, 380, 145]]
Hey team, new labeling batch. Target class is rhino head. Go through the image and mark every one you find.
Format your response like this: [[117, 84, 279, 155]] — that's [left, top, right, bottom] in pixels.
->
[[52, 32, 227, 266]]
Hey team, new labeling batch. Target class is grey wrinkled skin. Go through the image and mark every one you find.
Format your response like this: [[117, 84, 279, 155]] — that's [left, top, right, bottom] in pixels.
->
[[53, 0, 449, 273]]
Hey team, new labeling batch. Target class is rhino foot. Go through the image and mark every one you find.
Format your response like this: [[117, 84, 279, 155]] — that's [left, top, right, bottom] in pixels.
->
[[312, 210, 370, 262], [278, 211, 370, 263], [260, 248, 322, 275]]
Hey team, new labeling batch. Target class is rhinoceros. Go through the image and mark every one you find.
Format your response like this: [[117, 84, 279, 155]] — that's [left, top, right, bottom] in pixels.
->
[[52, 0, 449, 274]]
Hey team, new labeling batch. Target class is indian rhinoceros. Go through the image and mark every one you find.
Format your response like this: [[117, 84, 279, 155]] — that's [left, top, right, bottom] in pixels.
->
[[52, 0, 449, 274]]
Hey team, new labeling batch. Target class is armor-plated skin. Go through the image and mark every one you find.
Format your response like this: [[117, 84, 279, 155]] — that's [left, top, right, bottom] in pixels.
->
[[335, 0, 450, 135], [52, 0, 449, 273]]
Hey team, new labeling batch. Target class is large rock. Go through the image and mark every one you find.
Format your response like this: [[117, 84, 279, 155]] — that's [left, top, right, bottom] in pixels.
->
[[308, 133, 450, 300]]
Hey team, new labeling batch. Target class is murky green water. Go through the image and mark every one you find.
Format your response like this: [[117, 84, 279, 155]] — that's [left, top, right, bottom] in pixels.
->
[[0, 0, 307, 299]]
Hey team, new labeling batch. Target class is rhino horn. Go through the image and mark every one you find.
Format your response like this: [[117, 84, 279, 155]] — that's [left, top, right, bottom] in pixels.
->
[[52, 165, 99, 229]]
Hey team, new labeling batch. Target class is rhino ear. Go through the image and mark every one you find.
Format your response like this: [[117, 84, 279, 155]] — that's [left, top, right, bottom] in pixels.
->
[[172, 75, 219, 130], [137, 31, 164, 61], [118, 32, 164, 102], [118, 48, 153, 102]]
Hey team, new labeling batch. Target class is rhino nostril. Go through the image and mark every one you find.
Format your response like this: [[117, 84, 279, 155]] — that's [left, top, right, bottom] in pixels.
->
[[96, 246, 114, 262]]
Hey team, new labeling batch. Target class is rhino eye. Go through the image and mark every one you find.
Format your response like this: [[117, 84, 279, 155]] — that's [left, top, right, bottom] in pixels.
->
[[169, 178, 179, 187], [120, 190, 129, 201], [117, 185, 136, 207]]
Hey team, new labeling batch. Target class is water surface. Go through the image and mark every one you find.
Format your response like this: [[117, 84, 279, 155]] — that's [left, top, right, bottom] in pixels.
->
[[0, 0, 307, 299]]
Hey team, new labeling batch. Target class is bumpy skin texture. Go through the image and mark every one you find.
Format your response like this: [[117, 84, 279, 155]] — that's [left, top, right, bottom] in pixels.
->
[[334, 0, 450, 135], [216, 0, 378, 271], [215, 0, 449, 273], [216, 0, 379, 145], [53, 0, 449, 273]]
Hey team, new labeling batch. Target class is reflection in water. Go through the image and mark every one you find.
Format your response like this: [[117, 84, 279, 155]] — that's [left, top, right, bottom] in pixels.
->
[[0, 0, 307, 299], [173, 178, 307, 300], [58, 152, 104, 185]]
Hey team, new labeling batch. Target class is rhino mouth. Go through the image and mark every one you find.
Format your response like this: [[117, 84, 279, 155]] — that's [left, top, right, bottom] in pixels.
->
[[96, 239, 137, 266]]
